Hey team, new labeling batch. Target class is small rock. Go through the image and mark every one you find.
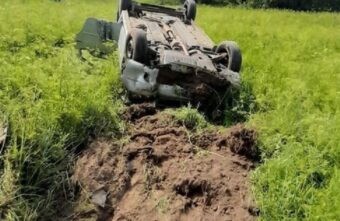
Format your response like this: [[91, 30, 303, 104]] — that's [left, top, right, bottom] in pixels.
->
[[91, 189, 107, 208]]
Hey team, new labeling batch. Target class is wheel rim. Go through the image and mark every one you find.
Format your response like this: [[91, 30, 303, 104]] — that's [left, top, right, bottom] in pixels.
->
[[220, 48, 229, 67], [126, 39, 134, 59]]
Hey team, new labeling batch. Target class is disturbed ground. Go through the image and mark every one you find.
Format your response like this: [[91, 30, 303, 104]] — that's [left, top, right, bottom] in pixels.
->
[[69, 104, 259, 221]]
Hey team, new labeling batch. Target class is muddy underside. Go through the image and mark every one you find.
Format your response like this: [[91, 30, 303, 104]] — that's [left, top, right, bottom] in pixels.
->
[[68, 104, 259, 221], [156, 68, 231, 107]]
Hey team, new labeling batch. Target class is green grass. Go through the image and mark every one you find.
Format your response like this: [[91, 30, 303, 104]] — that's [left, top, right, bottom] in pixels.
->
[[0, 0, 123, 219], [166, 105, 208, 130], [197, 7, 340, 220], [0, 0, 339, 220]]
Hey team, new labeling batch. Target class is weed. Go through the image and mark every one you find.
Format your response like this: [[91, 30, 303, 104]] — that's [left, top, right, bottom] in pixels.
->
[[156, 197, 169, 214], [194, 146, 210, 158], [166, 105, 208, 130]]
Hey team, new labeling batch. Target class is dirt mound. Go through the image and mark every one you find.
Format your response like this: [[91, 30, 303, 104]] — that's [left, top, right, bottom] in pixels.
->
[[71, 104, 258, 221]]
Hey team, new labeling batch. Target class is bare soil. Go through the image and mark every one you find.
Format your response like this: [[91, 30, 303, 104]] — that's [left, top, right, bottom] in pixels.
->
[[71, 104, 259, 221]]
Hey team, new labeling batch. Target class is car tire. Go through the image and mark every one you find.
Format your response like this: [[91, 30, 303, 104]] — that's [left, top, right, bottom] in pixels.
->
[[126, 29, 148, 64], [118, 0, 132, 20], [216, 41, 242, 73], [184, 0, 196, 21]]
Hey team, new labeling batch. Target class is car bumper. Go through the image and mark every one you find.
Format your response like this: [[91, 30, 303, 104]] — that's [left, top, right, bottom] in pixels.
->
[[121, 59, 189, 101]]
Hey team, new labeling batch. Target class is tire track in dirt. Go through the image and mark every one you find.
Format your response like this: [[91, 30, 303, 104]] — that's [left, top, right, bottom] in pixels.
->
[[70, 103, 259, 221]]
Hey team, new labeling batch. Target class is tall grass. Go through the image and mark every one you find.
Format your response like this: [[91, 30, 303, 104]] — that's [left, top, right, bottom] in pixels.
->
[[197, 7, 340, 220], [0, 0, 123, 219], [0, 0, 339, 220]]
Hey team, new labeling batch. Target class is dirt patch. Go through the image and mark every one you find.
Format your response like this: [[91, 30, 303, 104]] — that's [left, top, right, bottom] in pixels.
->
[[71, 104, 258, 221]]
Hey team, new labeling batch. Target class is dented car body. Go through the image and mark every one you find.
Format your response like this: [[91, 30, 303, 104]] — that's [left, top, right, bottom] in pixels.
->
[[76, 0, 242, 114]]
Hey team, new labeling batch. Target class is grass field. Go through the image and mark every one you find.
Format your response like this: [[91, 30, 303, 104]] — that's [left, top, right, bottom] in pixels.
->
[[197, 7, 340, 220], [0, 0, 339, 220]]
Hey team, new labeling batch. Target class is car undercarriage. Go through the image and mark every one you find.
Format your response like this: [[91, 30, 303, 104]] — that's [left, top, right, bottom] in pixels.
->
[[76, 0, 242, 117]]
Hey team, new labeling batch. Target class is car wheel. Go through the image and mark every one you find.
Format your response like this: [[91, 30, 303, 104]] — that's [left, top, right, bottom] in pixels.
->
[[118, 0, 132, 20], [126, 29, 148, 64], [184, 0, 196, 21], [216, 41, 242, 73]]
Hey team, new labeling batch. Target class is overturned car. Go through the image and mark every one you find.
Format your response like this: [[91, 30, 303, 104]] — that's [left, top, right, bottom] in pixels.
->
[[76, 0, 242, 117]]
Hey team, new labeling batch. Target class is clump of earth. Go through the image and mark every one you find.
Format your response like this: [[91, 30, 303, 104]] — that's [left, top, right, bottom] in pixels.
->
[[69, 103, 259, 221]]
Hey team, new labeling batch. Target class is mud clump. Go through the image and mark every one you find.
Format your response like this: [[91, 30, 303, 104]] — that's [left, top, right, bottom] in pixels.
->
[[71, 104, 259, 221], [225, 124, 259, 161], [174, 178, 211, 198], [122, 103, 157, 122]]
